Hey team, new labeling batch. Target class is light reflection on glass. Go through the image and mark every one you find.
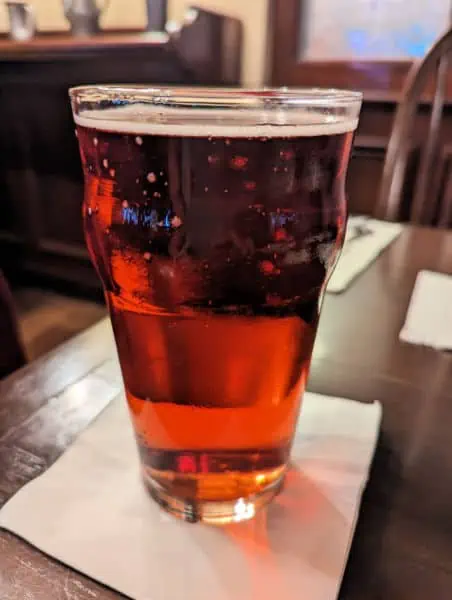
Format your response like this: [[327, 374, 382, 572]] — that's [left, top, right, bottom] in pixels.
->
[[121, 206, 172, 229], [233, 498, 256, 522]]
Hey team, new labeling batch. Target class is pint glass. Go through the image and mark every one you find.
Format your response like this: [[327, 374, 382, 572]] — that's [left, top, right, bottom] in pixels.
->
[[70, 87, 362, 524]]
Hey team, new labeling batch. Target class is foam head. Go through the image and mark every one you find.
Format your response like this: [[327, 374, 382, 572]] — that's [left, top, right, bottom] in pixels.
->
[[74, 105, 358, 138]]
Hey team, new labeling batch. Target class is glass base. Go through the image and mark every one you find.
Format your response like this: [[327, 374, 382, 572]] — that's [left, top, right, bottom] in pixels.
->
[[143, 470, 285, 525]]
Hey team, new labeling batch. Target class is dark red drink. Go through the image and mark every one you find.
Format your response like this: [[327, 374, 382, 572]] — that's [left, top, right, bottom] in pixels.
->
[[72, 87, 360, 523]]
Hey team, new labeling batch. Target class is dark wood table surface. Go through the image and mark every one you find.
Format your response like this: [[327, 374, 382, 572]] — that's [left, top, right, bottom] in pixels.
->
[[1, 224, 452, 599]]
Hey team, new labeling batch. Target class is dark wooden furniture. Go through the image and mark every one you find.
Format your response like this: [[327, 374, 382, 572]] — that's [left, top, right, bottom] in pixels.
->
[[0, 270, 26, 378], [1, 224, 452, 598], [269, 0, 452, 222], [377, 27, 452, 226], [0, 8, 242, 296]]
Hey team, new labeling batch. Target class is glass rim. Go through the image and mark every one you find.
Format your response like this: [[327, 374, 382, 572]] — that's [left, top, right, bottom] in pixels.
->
[[70, 85, 362, 135], [69, 85, 363, 108]]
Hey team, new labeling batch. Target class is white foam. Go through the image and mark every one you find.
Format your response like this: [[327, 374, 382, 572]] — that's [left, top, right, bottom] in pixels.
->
[[74, 105, 357, 138]]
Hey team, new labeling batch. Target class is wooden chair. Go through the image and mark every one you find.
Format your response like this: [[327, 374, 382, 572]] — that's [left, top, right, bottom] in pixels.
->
[[376, 27, 452, 226], [0, 270, 26, 379]]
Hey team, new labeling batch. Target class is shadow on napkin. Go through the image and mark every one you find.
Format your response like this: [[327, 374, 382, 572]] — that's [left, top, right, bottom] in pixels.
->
[[152, 467, 349, 600]]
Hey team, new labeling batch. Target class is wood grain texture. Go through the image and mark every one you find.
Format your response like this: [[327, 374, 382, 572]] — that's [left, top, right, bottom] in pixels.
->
[[0, 532, 128, 599], [2, 225, 452, 597], [0, 320, 114, 440]]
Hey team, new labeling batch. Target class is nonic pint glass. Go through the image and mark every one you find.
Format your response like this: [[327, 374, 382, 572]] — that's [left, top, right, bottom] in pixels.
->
[[70, 86, 362, 524]]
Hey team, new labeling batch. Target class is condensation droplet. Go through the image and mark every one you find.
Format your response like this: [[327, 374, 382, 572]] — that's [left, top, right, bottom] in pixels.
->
[[143, 190, 148, 196], [153, 191, 161, 198], [225, 139, 231, 145], [103, 158, 109, 168], [122, 200, 129, 208], [164, 182, 168, 186], [160, 171, 164, 176], [109, 168, 116, 177], [93, 137, 98, 147], [147, 172, 156, 183], [143, 252, 151, 261], [224, 188, 229, 193], [230, 156, 248, 170], [283, 167, 288, 172], [266, 293, 281, 306], [274, 229, 288, 242], [105, 227, 110, 234], [204, 186, 209, 192], [280, 149, 295, 161], [171, 215, 182, 228], [135, 177, 140, 184], [135, 136, 143, 145], [208, 155, 219, 165], [273, 166, 278, 172], [74, 130, 78, 138], [87, 207, 92, 216], [260, 260, 275, 275]]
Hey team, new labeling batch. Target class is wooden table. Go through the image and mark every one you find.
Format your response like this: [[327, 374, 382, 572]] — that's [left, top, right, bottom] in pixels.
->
[[1, 224, 452, 599]]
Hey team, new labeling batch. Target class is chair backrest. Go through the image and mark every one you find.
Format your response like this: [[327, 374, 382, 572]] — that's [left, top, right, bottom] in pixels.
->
[[0, 270, 26, 378], [376, 27, 452, 226]]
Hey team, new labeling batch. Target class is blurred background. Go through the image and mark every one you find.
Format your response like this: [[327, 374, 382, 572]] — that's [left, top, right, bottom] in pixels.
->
[[0, 0, 450, 374]]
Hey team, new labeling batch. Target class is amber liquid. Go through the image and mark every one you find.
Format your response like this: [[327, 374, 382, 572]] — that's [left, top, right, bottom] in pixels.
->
[[76, 122, 353, 520]]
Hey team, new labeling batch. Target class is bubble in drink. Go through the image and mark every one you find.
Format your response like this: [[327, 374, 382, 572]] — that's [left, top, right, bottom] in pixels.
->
[[74, 102, 357, 521]]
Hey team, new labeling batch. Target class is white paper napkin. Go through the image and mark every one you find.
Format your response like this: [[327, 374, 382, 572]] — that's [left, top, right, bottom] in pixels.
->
[[400, 270, 452, 349], [0, 392, 381, 600], [327, 217, 403, 294]]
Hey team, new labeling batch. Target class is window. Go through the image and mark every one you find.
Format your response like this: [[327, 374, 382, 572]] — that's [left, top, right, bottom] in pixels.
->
[[301, 0, 451, 60]]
